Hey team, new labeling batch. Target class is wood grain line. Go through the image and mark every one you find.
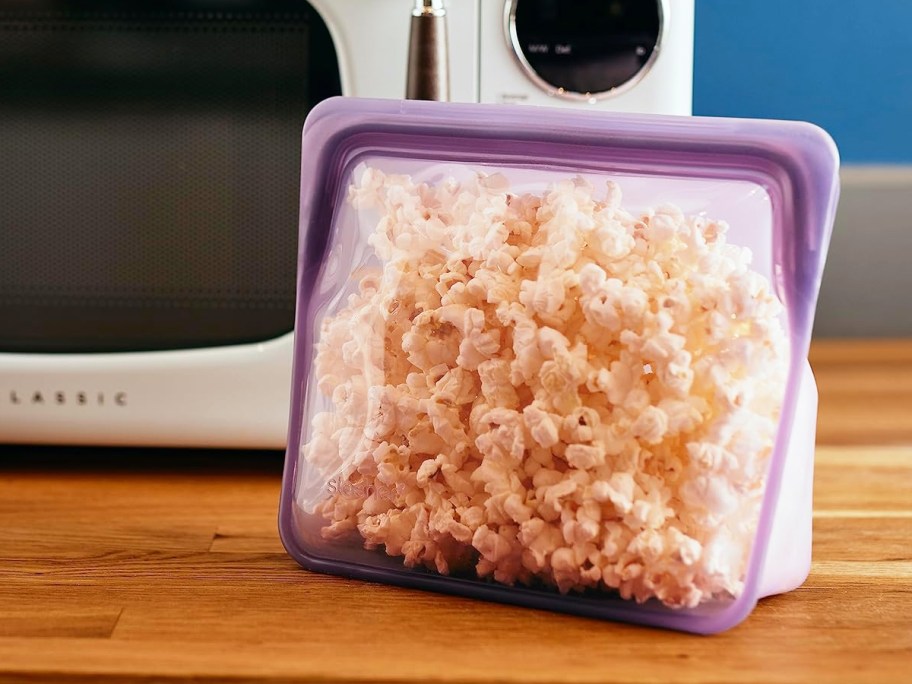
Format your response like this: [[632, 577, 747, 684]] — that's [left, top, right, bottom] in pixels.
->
[[814, 510, 912, 518], [809, 338, 912, 363], [809, 560, 912, 578], [0, 608, 122, 639]]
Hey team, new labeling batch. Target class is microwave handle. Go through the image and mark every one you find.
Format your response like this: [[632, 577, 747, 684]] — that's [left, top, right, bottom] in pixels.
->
[[406, 0, 450, 101]]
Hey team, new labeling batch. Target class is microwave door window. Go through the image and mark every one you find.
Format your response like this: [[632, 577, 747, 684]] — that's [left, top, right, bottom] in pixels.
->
[[0, 1, 341, 353]]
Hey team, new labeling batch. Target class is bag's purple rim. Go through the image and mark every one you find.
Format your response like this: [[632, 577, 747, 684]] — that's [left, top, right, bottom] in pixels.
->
[[279, 97, 840, 635]]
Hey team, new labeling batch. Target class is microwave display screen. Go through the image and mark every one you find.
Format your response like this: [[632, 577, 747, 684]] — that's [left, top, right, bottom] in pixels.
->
[[0, 0, 341, 353], [512, 0, 661, 96]]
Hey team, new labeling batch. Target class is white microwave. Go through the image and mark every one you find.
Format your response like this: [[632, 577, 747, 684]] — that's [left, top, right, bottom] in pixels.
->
[[0, 0, 694, 448]]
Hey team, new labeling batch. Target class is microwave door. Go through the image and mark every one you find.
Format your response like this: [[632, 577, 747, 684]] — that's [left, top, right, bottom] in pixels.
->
[[0, 1, 341, 353]]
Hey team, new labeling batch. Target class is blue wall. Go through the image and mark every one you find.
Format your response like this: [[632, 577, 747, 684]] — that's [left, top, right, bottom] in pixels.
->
[[693, 1, 912, 163]]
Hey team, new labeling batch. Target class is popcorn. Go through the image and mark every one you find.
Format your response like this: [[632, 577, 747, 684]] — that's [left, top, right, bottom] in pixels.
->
[[300, 167, 788, 610], [564, 444, 606, 470]]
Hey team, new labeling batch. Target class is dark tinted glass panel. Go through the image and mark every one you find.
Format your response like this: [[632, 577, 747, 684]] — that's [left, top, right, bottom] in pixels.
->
[[0, 0, 341, 352], [513, 0, 660, 96]]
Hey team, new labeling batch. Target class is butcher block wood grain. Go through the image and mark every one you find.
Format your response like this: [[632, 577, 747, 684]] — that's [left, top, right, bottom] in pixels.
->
[[1, 339, 910, 683]]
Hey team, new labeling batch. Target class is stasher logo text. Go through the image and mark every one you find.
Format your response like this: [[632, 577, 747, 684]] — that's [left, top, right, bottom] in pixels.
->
[[6, 390, 127, 407]]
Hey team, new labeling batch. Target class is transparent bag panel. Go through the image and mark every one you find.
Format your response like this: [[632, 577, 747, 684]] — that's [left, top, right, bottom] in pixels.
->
[[292, 156, 789, 612]]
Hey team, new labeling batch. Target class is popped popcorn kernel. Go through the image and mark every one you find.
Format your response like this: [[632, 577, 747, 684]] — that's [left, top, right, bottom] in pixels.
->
[[301, 168, 788, 609]]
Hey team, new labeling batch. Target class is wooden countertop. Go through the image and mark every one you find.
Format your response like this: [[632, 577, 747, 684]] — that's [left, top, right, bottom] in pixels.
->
[[1, 340, 910, 683]]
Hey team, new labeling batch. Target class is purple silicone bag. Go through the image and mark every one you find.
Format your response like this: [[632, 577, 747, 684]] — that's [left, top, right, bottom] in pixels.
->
[[279, 97, 839, 634]]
